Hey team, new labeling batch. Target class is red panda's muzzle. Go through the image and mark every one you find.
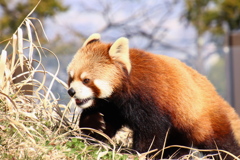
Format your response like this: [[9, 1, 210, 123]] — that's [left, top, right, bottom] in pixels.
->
[[68, 84, 95, 108], [75, 98, 92, 106]]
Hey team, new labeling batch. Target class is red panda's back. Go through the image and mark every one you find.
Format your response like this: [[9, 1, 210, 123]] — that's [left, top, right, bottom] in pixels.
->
[[129, 48, 240, 145]]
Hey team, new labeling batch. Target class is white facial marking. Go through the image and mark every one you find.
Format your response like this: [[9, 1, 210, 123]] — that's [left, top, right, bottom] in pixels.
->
[[94, 79, 113, 98], [69, 70, 74, 78], [81, 72, 88, 79], [70, 81, 94, 108]]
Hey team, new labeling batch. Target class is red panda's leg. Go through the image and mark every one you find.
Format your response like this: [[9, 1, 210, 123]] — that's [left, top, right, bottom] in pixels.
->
[[132, 128, 191, 158], [80, 111, 106, 133], [79, 109, 122, 141], [131, 128, 166, 154]]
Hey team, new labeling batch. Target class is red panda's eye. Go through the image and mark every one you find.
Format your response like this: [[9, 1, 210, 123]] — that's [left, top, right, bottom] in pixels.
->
[[83, 78, 90, 84]]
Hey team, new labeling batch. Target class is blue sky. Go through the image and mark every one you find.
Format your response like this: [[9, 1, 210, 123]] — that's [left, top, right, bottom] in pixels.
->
[[45, 1, 195, 53], [43, 0, 219, 70]]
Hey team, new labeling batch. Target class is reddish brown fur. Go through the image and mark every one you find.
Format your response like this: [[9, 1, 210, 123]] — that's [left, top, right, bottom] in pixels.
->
[[68, 38, 240, 158]]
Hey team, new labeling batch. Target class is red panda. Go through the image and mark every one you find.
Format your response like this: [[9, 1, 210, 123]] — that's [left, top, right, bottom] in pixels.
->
[[67, 33, 240, 158]]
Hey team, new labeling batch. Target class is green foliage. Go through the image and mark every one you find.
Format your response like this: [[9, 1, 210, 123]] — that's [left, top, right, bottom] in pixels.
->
[[183, 0, 240, 35], [221, 0, 240, 31], [65, 138, 129, 160], [183, 0, 210, 35], [0, 0, 68, 41]]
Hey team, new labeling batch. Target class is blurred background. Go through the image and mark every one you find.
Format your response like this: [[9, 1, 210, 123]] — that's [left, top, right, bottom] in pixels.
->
[[0, 0, 240, 113]]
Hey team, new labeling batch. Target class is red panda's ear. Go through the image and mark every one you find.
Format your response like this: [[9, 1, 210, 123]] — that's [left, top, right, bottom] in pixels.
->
[[109, 37, 131, 74], [82, 33, 101, 48]]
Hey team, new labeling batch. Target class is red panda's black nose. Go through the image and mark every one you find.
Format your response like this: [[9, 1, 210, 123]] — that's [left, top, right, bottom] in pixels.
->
[[68, 88, 76, 97]]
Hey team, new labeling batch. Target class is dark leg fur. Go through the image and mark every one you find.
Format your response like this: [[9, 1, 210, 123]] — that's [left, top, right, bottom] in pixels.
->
[[79, 99, 123, 140], [80, 110, 106, 140]]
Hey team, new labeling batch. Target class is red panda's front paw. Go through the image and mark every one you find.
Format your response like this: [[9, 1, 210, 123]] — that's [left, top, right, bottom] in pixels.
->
[[80, 112, 106, 133], [98, 113, 106, 132]]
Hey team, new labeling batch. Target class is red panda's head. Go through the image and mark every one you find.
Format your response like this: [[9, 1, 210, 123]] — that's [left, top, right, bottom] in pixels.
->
[[67, 33, 131, 108]]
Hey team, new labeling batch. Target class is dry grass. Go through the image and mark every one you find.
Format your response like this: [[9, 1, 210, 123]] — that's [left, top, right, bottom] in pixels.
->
[[0, 2, 134, 160], [0, 1, 240, 160]]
